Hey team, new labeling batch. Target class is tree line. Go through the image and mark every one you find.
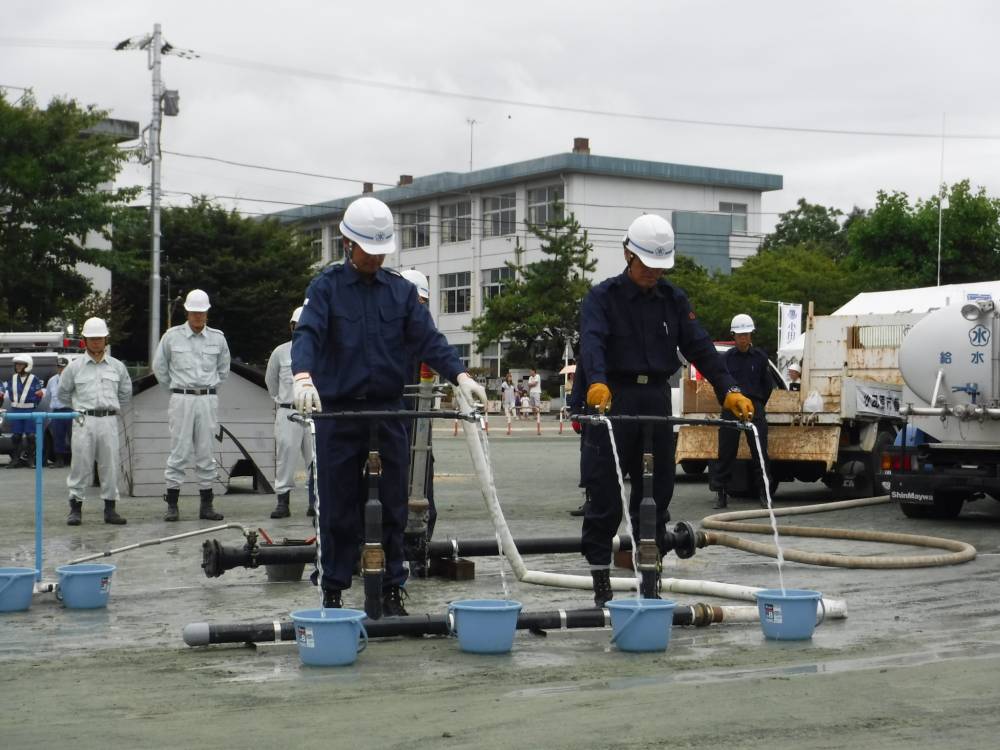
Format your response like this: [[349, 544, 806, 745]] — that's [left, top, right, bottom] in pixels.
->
[[4, 92, 1000, 367]]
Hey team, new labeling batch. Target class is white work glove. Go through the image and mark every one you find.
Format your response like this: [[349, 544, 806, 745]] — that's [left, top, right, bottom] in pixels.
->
[[456, 372, 488, 408], [293, 373, 322, 414]]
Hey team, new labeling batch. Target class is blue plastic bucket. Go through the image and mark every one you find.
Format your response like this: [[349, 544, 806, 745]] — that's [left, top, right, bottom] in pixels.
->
[[56, 564, 116, 609], [606, 598, 677, 652], [448, 599, 522, 654], [0, 567, 38, 613], [290, 608, 368, 667], [755, 589, 825, 640]]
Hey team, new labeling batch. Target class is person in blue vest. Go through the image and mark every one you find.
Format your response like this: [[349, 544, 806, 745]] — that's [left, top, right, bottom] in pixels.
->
[[5, 354, 46, 468], [578, 213, 754, 607], [292, 196, 487, 615], [710, 314, 774, 510], [46, 356, 73, 468]]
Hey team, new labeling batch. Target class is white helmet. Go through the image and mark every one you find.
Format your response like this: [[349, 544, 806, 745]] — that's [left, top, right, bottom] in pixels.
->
[[184, 289, 211, 312], [82, 317, 109, 338], [13, 354, 33, 372], [340, 197, 396, 255], [623, 214, 675, 269], [731, 313, 755, 334], [290, 306, 303, 324], [401, 268, 430, 300], [788, 362, 801, 374]]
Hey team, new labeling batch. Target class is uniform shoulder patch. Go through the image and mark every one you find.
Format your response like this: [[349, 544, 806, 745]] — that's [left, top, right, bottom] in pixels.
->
[[384, 267, 402, 277]]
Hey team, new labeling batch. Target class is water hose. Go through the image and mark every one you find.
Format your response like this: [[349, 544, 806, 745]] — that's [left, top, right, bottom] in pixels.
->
[[453, 392, 848, 619], [701, 496, 977, 568]]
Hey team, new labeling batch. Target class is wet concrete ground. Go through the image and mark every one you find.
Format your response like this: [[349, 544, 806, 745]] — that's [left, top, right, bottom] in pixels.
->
[[3, 424, 1000, 748]]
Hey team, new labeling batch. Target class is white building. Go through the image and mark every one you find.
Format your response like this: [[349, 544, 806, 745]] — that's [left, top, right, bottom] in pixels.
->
[[273, 138, 782, 376]]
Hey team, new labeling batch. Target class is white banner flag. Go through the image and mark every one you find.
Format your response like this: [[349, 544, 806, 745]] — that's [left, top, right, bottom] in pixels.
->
[[778, 303, 803, 349]]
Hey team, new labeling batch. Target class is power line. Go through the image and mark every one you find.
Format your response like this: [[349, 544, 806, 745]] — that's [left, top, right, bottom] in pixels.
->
[[4, 35, 1000, 141], [161, 149, 396, 187]]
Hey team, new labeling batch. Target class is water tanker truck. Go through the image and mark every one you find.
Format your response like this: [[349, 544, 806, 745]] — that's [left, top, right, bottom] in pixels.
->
[[883, 297, 1000, 519]]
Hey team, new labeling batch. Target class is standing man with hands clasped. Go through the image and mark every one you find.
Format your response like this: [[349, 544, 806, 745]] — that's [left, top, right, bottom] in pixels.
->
[[59, 317, 132, 526], [291, 196, 487, 615], [153, 288, 231, 522], [578, 213, 754, 607]]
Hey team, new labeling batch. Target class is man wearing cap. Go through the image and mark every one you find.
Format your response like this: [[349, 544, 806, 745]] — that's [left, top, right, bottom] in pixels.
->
[[578, 213, 753, 607], [292, 196, 488, 615], [787, 362, 802, 391], [265, 305, 316, 519], [46, 356, 73, 468], [710, 314, 774, 510], [59, 317, 132, 525], [153, 289, 231, 522], [4, 354, 46, 468]]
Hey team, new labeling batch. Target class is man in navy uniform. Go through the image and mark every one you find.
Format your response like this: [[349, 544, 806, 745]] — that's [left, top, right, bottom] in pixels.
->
[[291, 196, 487, 615], [711, 314, 774, 510], [578, 213, 754, 607]]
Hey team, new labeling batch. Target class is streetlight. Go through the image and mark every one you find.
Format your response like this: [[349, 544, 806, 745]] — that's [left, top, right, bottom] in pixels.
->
[[115, 24, 196, 363]]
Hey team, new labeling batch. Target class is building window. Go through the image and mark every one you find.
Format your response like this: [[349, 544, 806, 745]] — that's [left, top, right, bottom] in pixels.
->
[[440, 271, 471, 314], [400, 207, 431, 249], [441, 201, 472, 244], [482, 193, 516, 237], [719, 202, 748, 234], [482, 266, 515, 300], [527, 185, 564, 226], [480, 341, 508, 380], [330, 225, 345, 263], [453, 343, 471, 369], [300, 227, 324, 264]]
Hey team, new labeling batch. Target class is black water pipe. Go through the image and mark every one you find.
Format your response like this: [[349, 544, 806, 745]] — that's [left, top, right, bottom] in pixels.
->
[[182, 604, 724, 647], [200, 527, 703, 579]]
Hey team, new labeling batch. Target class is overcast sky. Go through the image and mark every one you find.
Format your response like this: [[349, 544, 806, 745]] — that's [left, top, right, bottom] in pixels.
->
[[4, 0, 999, 235]]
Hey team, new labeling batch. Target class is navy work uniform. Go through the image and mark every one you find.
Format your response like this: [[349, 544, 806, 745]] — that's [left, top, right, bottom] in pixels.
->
[[46, 358, 73, 466], [579, 272, 737, 566], [711, 345, 774, 500], [292, 262, 465, 598]]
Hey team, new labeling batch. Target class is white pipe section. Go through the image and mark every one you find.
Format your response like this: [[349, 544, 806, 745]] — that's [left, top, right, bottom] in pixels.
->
[[454, 392, 847, 620]]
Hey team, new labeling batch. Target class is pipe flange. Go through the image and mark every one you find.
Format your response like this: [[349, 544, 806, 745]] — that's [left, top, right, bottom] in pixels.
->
[[671, 521, 698, 559]]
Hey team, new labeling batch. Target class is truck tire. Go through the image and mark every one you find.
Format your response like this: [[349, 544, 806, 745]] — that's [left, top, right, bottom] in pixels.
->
[[680, 460, 707, 476], [900, 496, 964, 520]]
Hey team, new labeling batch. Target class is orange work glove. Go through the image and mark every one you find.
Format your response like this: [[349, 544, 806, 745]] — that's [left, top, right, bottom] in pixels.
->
[[587, 383, 612, 413], [723, 390, 754, 421]]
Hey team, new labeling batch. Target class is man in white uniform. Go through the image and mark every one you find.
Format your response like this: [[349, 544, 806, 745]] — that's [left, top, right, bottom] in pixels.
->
[[59, 317, 132, 525], [153, 289, 231, 522], [265, 306, 316, 519]]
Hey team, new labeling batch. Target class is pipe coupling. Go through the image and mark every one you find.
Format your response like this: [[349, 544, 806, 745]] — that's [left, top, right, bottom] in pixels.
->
[[361, 544, 385, 574]]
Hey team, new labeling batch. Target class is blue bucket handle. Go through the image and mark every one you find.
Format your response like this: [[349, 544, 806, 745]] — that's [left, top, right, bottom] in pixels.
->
[[356, 621, 368, 654], [609, 603, 645, 645], [54, 583, 63, 602], [446, 604, 457, 637]]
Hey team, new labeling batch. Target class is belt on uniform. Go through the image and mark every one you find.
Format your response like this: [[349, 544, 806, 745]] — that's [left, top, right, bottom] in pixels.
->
[[278, 403, 293, 409], [607, 373, 668, 387], [171, 387, 217, 395], [83, 409, 118, 417]]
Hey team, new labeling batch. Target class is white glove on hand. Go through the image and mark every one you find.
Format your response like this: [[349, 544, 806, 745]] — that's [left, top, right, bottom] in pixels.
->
[[293, 374, 322, 414], [457, 372, 488, 408]]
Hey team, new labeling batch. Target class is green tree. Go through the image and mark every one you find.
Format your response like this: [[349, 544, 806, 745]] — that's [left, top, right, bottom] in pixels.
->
[[759, 198, 846, 256], [846, 180, 1000, 286], [112, 198, 316, 365], [0, 92, 141, 329], [469, 207, 595, 371]]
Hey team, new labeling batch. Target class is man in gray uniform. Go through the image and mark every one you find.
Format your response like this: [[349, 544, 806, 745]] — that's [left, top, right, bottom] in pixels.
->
[[59, 317, 132, 525], [153, 288, 231, 522], [265, 305, 316, 519]]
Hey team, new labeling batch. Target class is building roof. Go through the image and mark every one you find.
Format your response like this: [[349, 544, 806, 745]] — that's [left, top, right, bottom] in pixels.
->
[[270, 151, 783, 224]]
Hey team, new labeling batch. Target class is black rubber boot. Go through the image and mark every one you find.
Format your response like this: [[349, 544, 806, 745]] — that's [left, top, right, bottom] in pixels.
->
[[67, 498, 83, 526], [382, 585, 409, 617], [591, 568, 613, 608], [163, 488, 180, 522], [199, 488, 223, 521], [712, 489, 728, 510], [270, 492, 290, 519], [306, 499, 316, 518], [25, 436, 36, 469], [103, 500, 127, 525], [322, 589, 342, 609]]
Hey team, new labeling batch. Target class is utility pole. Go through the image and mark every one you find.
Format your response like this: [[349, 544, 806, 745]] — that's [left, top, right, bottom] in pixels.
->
[[466, 118, 478, 171], [936, 112, 947, 287], [116, 25, 191, 363]]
